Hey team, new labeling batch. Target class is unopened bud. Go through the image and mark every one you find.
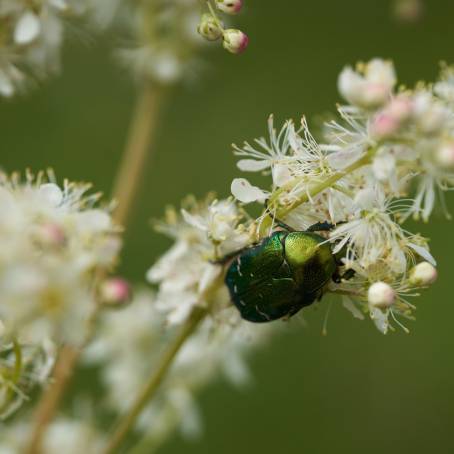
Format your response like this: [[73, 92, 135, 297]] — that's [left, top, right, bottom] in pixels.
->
[[35, 223, 66, 248], [368, 282, 396, 310], [370, 95, 413, 140], [99, 278, 131, 306], [370, 112, 400, 139], [215, 0, 243, 14], [197, 13, 223, 41], [222, 29, 249, 54], [436, 142, 454, 168], [409, 262, 437, 286]]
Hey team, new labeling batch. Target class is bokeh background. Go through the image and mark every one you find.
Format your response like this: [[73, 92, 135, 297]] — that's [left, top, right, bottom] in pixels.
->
[[2, 0, 454, 452]]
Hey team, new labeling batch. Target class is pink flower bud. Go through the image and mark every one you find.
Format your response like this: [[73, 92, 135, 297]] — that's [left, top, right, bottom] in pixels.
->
[[216, 0, 243, 14], [100, 277, 131, 306], [368, 282, 396, 310], [370, 112, 400, 139], [222, 29, 249, 54], [35, 223, 66, 247], [370, 96, 413, 140], [388, 95, 413, 121]]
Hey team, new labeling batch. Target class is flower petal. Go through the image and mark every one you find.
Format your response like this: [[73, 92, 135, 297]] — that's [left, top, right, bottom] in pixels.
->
[[408, 243, 437, 266], [342, 296, 365, 320], [237, 159, 270, 172], [231, 178, 268, 204], [14, 11, 41, 45]]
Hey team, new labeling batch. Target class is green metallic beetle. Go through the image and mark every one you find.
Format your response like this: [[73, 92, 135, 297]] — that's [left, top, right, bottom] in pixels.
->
[[224, 221, 350, 323]]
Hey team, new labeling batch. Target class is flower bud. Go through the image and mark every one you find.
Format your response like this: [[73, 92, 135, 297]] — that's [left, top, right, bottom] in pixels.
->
[[368, 282, 396, 310], [370, 112, 400, 139], [99, 278, 131, 306], [35, 223, 66, 248], [436, 142, 454, 168], [197, 13, 223, 41], [215, 0, 243, 14], [370, 95, 413, 140], [222, 29, 249, 54], [409, 262, 437, 286]]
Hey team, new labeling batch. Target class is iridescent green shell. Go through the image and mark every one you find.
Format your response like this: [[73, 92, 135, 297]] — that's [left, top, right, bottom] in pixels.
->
[[225, 231, 337, 323]]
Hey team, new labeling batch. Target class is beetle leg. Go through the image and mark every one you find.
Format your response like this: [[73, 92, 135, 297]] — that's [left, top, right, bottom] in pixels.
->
[[306, 220, 350, 233], [274, 219, 296, 232], [332, 268, 356, 283], [263, 198, 296, 232], [306, 221, 336, 232], [340, 268, 356, 281]]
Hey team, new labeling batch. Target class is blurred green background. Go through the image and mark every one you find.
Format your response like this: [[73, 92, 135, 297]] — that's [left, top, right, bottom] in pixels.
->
[[3, 0, 454, 452]]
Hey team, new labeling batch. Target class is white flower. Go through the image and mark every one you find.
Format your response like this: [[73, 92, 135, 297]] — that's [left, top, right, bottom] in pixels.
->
[[338, 59, 396, 108]]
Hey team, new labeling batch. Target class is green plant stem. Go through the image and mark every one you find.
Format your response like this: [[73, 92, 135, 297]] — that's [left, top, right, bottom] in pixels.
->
[[260, 150, 374, 234], [102, 306, 209, 454], [112, 83, 165, 227]]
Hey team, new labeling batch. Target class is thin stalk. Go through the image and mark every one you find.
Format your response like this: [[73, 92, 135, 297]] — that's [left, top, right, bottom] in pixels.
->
[[102, 306, 209, 454], [26, 345, 81, 454], [276, 150, 374, 218], [112, 83, 165, 227], [260, 150, 374, 234]]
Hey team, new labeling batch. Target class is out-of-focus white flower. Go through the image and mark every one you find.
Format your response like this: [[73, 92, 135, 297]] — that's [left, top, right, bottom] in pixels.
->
[[94, 0, 204, 85], [0, 417, 105, 453], [0, 0, 89, 97], [338, 59, 396, 108], [0, 170, 121, 346], [84, 289, 274, 438], [434, 63, 454, 103]]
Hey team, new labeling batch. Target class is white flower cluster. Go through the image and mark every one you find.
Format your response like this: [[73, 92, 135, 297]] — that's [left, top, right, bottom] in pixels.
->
[[147, 195, 251, 324], [230, 58, 451, 334], [0, 0, 89, 97], [0, 170, 121, 346], [89, 0, 203, 84], [0, 169, 120, 419]]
